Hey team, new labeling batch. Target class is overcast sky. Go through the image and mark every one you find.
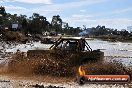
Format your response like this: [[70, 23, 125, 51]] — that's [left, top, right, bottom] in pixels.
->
[[0, 0, 132, 30]]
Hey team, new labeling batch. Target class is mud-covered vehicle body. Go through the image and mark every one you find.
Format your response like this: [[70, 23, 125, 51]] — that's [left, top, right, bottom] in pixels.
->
[[27, 37, 104, 65]]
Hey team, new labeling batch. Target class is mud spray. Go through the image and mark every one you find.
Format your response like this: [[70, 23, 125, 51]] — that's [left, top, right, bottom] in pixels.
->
[[0, 52, 132, 82]]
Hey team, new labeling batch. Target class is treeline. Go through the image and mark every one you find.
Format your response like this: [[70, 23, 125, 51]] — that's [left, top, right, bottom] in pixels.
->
[[84, 25, 132, 41], [87, 25, 131, 36], [0, 7, 132, 39], [0, 12, 81, 36], [0, 7, 81, 36]]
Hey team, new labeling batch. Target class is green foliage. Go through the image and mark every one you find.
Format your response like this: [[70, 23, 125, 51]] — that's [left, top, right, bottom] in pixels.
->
[[87, 25, 131, 37], [3, 6, 131, 38], [0, 7, 82, 36], [51, 15, 62, 35], [0, 6, 6, 17]]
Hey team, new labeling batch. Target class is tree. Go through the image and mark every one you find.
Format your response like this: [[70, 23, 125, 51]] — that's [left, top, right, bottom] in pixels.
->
[[120, 29, 129, 36], [51, 15, 62, 35], [0, 6, 6, 17], [22, 18, 28, 34], [63, 22, 69, 34], [27, 13, 51, 34], [0, 6, 6, 25]]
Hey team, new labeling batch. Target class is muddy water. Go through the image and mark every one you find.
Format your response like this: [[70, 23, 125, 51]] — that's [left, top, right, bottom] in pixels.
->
[[87, 39, 132, 66]]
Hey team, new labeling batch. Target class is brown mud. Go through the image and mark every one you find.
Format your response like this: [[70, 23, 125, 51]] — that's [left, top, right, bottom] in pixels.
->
[[0, 52, 132, 83]]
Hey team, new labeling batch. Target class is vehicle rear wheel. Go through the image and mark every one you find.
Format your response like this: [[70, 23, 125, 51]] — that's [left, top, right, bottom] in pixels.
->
[[77, 76, 86, 85]]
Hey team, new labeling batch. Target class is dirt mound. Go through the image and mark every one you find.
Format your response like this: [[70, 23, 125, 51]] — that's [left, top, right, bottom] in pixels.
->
[[0, 30, 28, 43]]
